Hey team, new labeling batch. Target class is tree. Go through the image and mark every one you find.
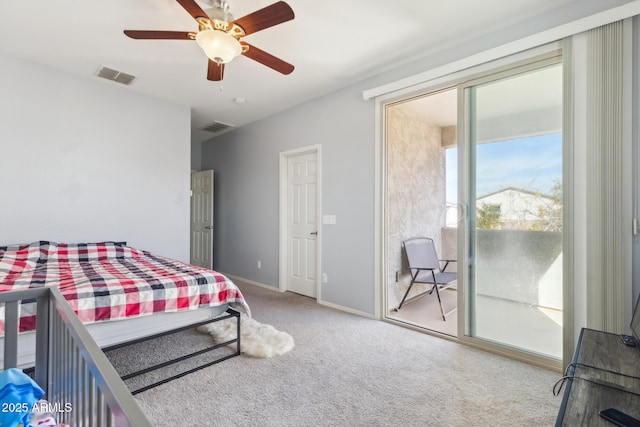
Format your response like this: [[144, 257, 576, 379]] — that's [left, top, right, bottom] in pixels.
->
[[532, 181, 562, 231], [476, 203, 501, 229]]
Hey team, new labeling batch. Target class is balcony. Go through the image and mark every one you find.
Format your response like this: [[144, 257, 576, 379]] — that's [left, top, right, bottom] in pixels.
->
[[387, 227, 563, 359]]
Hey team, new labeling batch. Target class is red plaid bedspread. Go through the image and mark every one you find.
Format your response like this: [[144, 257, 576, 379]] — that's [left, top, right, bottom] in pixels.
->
[[0, 241, 250, 332]]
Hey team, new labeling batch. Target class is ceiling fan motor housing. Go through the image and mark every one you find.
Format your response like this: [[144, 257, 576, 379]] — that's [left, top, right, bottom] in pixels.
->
[[124, 0, 295, 81], [204, 0, 235, 24]]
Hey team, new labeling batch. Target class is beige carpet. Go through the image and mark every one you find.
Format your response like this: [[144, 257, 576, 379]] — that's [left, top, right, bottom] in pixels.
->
[[388, 288, 458, 336], [109, 282, 562, 426]]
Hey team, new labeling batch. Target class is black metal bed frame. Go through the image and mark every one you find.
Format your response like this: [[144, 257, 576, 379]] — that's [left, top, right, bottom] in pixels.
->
[[102, 308, 241, 395]]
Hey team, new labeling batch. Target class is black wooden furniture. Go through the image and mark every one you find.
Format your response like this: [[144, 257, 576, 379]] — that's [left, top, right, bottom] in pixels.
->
[[556, 328, 640, 426]]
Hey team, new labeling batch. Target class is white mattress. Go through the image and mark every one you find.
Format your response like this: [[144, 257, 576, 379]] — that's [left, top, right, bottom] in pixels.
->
[[3, 305, 229, 369]]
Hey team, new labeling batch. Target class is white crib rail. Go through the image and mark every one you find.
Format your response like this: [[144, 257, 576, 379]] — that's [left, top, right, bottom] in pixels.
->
[[0, 288, 152, 427]]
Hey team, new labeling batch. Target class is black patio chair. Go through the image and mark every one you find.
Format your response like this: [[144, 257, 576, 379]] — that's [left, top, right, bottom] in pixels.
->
[[397, 237, 457, 321]]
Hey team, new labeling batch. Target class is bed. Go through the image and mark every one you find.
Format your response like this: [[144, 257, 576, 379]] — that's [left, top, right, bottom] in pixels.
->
[[0, 240, 249, 425]]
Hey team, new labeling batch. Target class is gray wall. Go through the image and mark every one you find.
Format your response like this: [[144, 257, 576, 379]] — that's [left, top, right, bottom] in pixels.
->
[[0, 54, 192, 262], [202, 87, 376, 313], [201, 0, 639, 316], [191, 139, 202, 171]]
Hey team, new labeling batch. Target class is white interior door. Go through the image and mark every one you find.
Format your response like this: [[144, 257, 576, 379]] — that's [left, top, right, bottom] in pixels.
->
[[190, 170, 214, 269], [287, 153, 318, 297]]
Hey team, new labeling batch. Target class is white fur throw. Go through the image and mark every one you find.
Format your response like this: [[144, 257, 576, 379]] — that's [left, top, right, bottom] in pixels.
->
[[197, 313, 294, 358]]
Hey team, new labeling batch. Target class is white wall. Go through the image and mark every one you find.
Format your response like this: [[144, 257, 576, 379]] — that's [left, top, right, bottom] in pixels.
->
[[0, 54, 191, 262]]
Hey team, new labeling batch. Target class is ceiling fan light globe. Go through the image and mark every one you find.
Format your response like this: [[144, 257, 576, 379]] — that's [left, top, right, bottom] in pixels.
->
[[195, 29, 241, 64]]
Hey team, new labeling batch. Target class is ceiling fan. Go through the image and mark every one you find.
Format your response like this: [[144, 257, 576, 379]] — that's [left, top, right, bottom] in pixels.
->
[[124, 0, 295, 81]]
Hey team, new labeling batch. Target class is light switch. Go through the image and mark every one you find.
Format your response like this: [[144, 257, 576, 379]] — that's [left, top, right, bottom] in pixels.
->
[[322, 215, 337, 225]]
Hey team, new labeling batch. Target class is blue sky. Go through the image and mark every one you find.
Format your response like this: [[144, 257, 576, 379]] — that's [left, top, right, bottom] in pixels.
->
[[446, 133, 562, 203]]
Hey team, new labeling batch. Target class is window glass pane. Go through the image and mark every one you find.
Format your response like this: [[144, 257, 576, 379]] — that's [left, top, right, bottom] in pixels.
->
[[469, 63, 563, 359], [446, 147, 458, 227]]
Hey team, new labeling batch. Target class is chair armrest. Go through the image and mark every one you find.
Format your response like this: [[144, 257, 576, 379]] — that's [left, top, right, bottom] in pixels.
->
[[440, 260, 457, 272]]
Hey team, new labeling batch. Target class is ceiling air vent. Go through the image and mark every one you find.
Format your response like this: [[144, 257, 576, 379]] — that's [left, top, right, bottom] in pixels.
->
[[201, 121, 234, 134], [96, 66, 136, 85]]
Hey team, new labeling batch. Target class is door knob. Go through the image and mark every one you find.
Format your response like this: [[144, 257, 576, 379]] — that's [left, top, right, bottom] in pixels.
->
[[205, 225, 214, 229], [310, 231, 318, 235]]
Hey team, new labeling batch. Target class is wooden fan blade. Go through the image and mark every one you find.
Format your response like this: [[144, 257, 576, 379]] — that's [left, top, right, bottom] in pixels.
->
[[176, 0, 209, 21], [241, 42, 294, 75], [232, 1, 294, 36], [124, 30, 195, 40], [207, 60, 225, 81]]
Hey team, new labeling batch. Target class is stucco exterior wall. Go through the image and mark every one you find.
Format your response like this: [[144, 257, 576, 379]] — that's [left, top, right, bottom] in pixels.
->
[[386, 104, 447, 307]]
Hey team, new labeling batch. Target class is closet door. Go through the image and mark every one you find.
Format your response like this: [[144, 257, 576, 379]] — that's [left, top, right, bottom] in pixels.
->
[[191, 170, 214, 269]]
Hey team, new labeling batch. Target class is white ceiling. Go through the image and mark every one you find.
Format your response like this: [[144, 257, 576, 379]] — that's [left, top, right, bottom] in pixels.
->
[[0, 0, 628, 142], [397, 64, 563, 128], [397, 89, 458, 128]]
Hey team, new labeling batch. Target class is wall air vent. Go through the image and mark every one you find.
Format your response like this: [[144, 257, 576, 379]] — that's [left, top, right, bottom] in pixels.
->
[[96, 66, 136, 85], [201, 121, 234, 133]]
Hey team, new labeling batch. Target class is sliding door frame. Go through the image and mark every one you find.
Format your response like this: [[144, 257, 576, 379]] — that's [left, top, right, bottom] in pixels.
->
[[376, 44, 568, 371], [456, 53, 566, 370]]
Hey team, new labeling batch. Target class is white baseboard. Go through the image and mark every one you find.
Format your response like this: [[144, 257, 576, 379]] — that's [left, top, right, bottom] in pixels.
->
[[222, 273, 282, 292], [223, 272, 375, 319], [317, 300, 375, 319]]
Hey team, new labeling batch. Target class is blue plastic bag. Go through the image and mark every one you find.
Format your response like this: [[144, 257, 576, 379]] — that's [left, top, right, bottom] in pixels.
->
[[0, 368, 45, 427]]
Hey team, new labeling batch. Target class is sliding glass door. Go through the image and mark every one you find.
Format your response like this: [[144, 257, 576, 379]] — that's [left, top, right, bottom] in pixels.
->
[[462, 59, 563, 359]]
